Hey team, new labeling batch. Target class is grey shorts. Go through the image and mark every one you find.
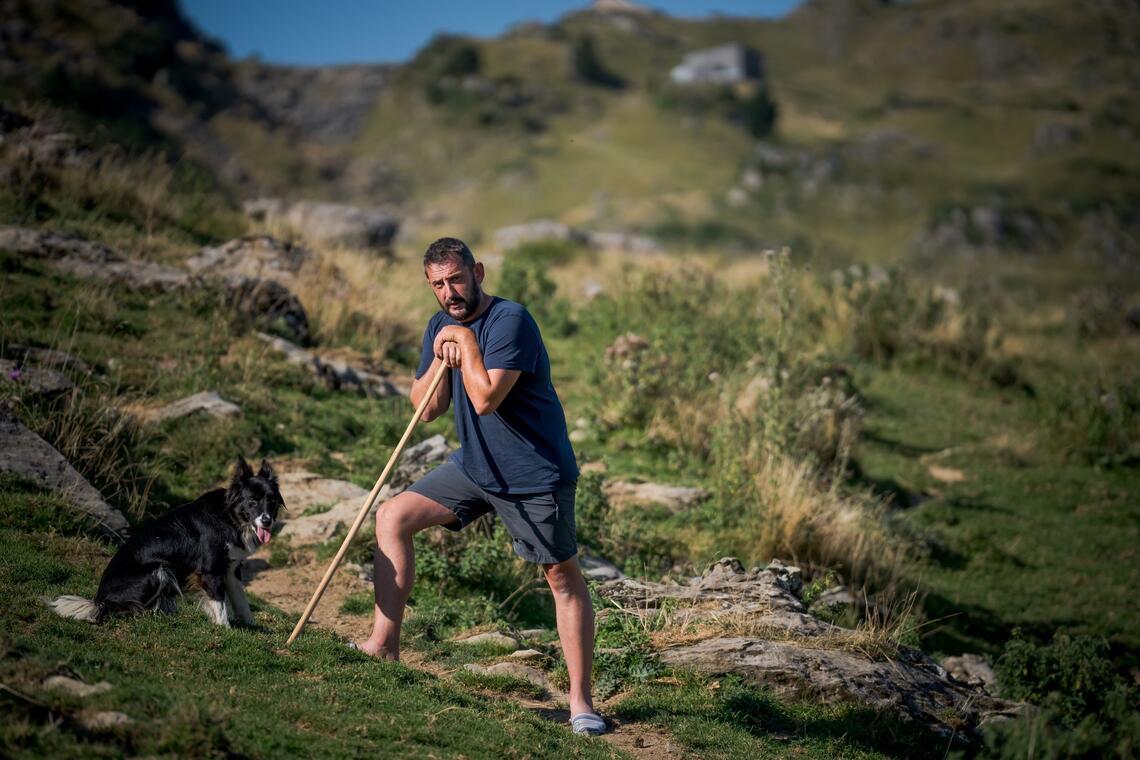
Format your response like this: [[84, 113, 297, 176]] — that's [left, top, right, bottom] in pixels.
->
[[407, 461, 578, 565]]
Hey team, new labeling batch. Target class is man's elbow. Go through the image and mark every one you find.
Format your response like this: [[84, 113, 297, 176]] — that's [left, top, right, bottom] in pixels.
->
[[473, 398, 501, 416]]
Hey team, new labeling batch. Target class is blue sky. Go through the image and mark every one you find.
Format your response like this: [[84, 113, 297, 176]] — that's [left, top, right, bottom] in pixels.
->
[[181, 1, 801, 66]]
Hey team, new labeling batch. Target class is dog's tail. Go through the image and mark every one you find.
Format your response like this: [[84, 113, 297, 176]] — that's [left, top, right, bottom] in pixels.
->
[[48, 595, 101, 623]]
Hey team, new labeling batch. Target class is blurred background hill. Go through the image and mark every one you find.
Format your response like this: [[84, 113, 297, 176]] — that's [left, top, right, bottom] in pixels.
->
[[4, 0, 1138, 267]]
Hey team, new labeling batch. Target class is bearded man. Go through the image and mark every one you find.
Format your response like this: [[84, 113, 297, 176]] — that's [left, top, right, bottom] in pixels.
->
[[354, 237, 605, 736]]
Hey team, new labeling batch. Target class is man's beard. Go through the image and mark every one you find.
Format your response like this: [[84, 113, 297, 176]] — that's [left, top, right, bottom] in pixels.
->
[[443, 286, 481, 321]]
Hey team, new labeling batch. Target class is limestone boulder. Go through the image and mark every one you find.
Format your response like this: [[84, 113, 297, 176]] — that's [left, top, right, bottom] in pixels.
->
[[0, 406, 129, 539], [604, 480, 709, 513], [242, 199, 399, 254], [0, 227, 188, 292], [139, 391, 241, 425], [599, 557, 1020, 745], [256, 333, 403, 397]]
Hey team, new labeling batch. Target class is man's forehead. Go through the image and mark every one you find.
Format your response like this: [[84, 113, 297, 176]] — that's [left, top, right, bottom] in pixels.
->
[[425, 259, 472, 279]]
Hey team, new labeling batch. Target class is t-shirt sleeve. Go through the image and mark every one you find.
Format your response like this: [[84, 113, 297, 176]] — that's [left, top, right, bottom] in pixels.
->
[[483, 313, 539, 373], [414, 317, 439, 380]]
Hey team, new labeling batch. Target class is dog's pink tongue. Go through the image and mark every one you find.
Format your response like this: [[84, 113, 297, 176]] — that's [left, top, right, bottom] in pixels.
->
[[256, 526, 271, 544]]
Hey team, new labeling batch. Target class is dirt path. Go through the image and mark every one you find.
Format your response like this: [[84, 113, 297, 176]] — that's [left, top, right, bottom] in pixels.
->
[[245, 547, 678, 758]]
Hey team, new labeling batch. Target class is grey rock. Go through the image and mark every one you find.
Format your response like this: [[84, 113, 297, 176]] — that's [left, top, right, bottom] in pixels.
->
[[256, 333, 403, 397], [378, 434, 451, 500], [275, 469, 370, 544], [493, 219, 661, 254], [605, 480, 709, 513], [599, 557, 1019, 745], [141, 391, 241, 425], [518, 628, 549, 639], [226, 277, 311, 345], [660, 638, 1018, 744], [77, 711, 132, 731], [0, 406, 129, 539], [1032, 121, 1082, 153], [942, 653, 997, 693], [42, 675, 112, 698], [580, 554, 624, 582], [3, 345, 91, 376], [242, 200, 399, 254], [233, 62, 393, 143], [494, 220, 588, 250], [509, 649, 546, 661], [0, 227, 188, 292], [462, 662, 556, 695], [187, 235, 310, 290], [454, 631, 520, 650], [0, 360, 74, 398]]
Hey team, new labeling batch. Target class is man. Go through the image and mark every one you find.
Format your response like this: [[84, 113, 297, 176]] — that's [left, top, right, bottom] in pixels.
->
[[355, 238, 605, 735]]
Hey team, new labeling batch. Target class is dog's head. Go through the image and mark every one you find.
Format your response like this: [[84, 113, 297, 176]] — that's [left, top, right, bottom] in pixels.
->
[[226, 456, 285, 552]]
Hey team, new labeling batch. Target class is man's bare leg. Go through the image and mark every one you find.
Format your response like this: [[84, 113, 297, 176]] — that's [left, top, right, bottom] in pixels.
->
[[357, 491, 457, 660], [543, 556, 596, 717]]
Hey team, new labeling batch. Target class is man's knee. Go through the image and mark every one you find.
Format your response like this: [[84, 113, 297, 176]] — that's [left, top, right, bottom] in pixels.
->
[[375, 495, 421, 539], [543, 557, 586, 598]]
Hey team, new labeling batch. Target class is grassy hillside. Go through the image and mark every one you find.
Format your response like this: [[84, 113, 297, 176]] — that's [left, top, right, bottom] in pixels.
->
[[2, 0, 1140, 757]]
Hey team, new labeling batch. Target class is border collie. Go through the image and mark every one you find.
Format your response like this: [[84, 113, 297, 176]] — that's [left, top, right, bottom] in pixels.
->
[[50, 457, 284, 627]]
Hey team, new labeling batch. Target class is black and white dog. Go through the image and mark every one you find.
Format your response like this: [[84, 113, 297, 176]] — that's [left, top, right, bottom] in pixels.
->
[[50, 457, 284, 627]]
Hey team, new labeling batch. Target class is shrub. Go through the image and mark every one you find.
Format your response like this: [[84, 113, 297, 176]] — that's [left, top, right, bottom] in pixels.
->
[[571, 34, 623, 89], [1041, 371, 1140, 466], [987, 634, 1140, 758], [496, 241, 578, 337], [742, 86, 778, 138]]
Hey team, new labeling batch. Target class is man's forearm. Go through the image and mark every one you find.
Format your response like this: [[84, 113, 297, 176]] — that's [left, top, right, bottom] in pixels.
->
[[411, 357, 450, 421], [457, 341, 496, 415]]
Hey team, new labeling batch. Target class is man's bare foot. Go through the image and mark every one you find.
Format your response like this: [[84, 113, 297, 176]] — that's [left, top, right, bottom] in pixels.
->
[[351, 640, 399, 661]]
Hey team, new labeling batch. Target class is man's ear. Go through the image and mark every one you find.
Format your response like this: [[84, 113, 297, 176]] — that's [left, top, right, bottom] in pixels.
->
[[473, 261, 485, 285], [232, 456, 254, 485]]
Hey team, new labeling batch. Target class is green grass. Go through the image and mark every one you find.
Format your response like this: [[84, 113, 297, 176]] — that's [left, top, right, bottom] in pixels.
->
[[853, 367, 1140, 662], [611, 674, 934, 759], [0, 486, 618, 759]]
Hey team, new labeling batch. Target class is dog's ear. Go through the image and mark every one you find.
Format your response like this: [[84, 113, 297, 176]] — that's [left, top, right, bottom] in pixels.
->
[[232, 456, 254, 484], [256, 459, 277, 483]]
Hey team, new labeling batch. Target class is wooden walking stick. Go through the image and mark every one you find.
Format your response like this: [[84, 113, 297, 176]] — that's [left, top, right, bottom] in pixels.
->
[[286, 362, 448, 645]]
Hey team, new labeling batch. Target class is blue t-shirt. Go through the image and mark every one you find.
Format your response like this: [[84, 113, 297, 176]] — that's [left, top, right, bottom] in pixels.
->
[[415, 297, 579, 494]]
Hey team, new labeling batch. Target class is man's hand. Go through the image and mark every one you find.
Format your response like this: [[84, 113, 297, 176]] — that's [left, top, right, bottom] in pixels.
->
[[434, 325, 475, 368]]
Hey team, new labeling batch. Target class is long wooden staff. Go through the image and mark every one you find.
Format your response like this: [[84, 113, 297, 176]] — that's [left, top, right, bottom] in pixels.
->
[[286, 362, 448, 645]]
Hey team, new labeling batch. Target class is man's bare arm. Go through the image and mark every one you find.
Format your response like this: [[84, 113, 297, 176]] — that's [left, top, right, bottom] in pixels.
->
[[410, 356, 452, 422], [434, 326, 520, 416]]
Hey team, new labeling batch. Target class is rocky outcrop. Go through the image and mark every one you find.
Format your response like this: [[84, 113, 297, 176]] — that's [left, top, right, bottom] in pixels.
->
[[604, 480, 709, 513], [277, 436, 450, 543], [232, 62, 393, 143], [275, 469, 371, 544], [256, 333, 404, 397], [914, 205, 1057, 257], [598, 558, 1021, 745], [0, 227, 189, 292], [0, 360, 74, 398], [493, 219, 661, 254], [242, 199, 399, 254], [187, 235, 310, 290], [226, 279, 311, 346], [138, 391, 241, 425], [187, 236, 313, 344], [0, 406, 129, 539]]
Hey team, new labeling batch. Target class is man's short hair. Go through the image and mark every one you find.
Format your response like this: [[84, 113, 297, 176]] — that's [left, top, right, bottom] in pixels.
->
[[424, 237, 476, 269]]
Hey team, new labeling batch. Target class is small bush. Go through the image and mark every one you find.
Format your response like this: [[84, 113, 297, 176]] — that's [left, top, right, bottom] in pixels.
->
[[571, 34, 623, 89], [1041, 372, 1140, 466], [497, 242, 577, 337], [987, 633, 1140, 758], [742, 86, 778, 139]]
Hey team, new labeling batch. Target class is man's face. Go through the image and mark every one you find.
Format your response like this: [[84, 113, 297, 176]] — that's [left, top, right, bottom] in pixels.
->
[[426, 257, 484, 322]]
